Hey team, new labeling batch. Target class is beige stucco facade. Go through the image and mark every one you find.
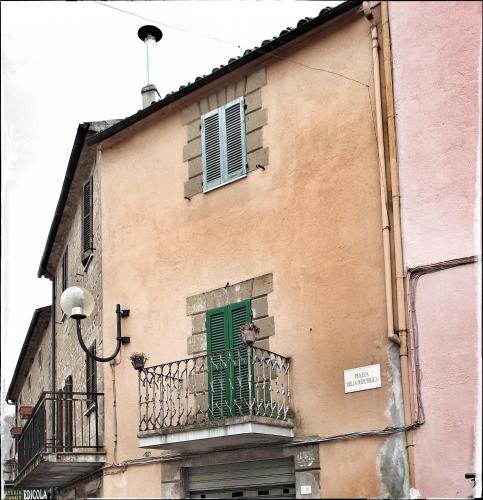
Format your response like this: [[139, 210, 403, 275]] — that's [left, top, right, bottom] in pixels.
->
[[97, 5, 408, 498]]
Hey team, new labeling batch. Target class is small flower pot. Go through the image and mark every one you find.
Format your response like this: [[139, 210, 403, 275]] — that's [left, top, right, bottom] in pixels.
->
[[240, 324, 260, 346], [130, 353, 148, 371], [19, 406, 33, 419], [10, 427, 22, 439]]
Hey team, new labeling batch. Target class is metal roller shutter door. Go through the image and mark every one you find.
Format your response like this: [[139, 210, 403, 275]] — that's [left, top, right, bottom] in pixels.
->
[[188, 458, 296, 499]]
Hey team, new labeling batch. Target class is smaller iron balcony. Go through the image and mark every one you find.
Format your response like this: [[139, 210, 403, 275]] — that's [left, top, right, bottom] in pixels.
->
[[14, 391, 105, 488], [138, 347, 293, 452]]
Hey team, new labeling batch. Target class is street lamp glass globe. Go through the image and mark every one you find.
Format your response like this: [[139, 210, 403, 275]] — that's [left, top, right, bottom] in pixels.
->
[[60, 286, 95, 320]]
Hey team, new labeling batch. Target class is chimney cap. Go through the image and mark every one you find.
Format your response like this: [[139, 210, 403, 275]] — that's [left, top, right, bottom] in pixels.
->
[[138, 25, 163, 43]]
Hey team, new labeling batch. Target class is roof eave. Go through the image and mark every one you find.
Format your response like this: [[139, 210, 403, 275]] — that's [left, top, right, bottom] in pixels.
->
[[37, 123, 90, 279], [89, 0, 362, 146], [6, 306, 51, 403]]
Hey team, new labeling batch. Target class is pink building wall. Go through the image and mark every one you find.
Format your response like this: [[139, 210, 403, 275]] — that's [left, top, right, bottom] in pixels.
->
[[389, 1, 481, 497]]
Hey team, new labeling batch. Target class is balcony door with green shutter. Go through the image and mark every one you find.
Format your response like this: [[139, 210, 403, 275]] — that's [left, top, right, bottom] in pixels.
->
[[206, 300, 252, 420]]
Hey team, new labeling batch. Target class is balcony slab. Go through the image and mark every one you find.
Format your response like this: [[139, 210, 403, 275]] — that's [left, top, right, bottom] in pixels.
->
[[14, 452, 106, 488], [138, 416, 294, 453]]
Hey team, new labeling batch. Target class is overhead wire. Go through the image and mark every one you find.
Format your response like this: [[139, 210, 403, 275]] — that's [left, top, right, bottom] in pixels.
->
[[93, 0, 369, 88]]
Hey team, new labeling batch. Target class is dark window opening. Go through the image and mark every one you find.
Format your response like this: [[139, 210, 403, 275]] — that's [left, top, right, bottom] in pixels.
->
[[86, 341, 97, 406], [62, 247, 68, 291]]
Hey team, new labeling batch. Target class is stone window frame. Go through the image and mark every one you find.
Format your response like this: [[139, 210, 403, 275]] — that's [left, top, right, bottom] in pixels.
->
[[182, 67, 269, 200], [186, 273, 274, 357]]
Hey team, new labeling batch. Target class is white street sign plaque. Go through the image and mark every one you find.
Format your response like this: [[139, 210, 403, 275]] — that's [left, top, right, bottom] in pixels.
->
[[344, 364, 381, 393]]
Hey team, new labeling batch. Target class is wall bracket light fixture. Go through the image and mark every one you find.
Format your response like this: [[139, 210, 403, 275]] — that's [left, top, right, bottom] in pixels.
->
[[60, 286, 130, 363]]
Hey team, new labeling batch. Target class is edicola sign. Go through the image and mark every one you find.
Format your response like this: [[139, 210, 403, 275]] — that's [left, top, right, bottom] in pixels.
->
[[4, 489, 52, 500], [23, 490, 50, 500], [344, 363, 381, 393]]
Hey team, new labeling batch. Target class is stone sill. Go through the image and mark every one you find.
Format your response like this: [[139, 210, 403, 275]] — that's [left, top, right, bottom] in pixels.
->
[[203, 173, 247, 194]]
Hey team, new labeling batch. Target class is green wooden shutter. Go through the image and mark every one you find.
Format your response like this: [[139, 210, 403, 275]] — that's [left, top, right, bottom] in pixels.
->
[[228, 301, 252, 416], [206, 301, 252, 420], [207, 308, 228, 419], [201, 110, 223, 190], [224, 98, 247, 180]]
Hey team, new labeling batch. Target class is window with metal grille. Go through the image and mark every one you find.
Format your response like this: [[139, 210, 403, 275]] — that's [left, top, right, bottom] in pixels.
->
[[86, 341, 97, 406], [62, 247, 68, 291], [201, 97, 247, 192], [82, 177, 93, 263]]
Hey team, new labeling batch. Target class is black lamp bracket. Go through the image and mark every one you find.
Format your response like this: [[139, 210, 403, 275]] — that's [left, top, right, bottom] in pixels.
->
[[76, 304, 130, 363]]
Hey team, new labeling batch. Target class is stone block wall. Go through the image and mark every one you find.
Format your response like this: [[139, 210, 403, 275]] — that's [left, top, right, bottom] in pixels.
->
[[54, 149, 104, 446], [182, 67, 269, 199], [16, 319, 52, 419], [185, 273, 274, 356]]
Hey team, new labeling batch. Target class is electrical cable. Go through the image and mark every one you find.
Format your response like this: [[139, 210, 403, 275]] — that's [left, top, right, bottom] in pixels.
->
[[93, 0, 369, 88], [406, 255, 480, 426], [100, 421, 422, 473]]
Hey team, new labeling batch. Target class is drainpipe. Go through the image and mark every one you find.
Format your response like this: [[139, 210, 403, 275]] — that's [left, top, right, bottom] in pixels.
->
[[362, 2, 398, 345], [363, 0, 416, 488], [110, 360, 119, 465], [44, 271, 57, 449], [379, 2, 417, 484]]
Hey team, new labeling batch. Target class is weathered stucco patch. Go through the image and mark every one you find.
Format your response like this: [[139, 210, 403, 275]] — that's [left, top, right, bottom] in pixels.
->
[[377, 343, 410, 498]]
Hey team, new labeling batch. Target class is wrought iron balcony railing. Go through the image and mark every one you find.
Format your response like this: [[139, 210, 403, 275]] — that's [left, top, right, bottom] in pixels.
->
[[139, 347, 291, 432], [16, 391, 103, 474]]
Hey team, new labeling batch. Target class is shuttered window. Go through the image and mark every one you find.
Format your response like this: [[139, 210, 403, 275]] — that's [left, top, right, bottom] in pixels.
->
[[86, 341, 97, 406], [201, 97, 247, 191], [61, 247, 68, 292], [82, 177, 93, 262], [206, 300, 252, 419]]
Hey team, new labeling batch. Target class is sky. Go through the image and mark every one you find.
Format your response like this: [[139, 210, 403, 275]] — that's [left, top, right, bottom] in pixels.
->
[[1, 0, 342, 404]]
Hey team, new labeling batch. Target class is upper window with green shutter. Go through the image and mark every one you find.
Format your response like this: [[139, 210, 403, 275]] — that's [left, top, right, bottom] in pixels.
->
[[201, 96, 247, 192]]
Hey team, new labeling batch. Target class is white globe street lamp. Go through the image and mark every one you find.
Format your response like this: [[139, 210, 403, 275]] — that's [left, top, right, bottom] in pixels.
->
[[60, 286, 130, 363]]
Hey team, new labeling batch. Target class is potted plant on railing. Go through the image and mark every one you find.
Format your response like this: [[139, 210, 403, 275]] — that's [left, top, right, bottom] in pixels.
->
[[19, 406, 33, 419], [240, 323, 260, 346], [10, 426, 22, 439], [130, 352, 148, 371]]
